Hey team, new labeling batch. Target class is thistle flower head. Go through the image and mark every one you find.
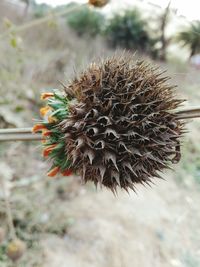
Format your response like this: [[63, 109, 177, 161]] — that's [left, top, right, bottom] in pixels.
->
[[34, 55, 185, 192]]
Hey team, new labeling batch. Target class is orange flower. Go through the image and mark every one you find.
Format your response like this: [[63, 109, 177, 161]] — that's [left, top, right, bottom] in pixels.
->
[[32, 124, 47, 133], [48, 116, 57, 123], [40, 106, 51, 117], [42, 130, 51, 137], [62, 169, 73, 176], [41, 92, 54, 100], [47, 166, 60, 177], [43, 144, 56, 157]]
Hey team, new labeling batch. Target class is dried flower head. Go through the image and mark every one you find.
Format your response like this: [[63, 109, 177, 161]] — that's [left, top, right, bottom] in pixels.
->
[[6, 239, 26, 262], [89, 0, 109, 7], [34, 55, 185, 192]]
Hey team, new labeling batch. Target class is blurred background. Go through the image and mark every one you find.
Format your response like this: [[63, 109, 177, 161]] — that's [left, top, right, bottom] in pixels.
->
[[0, 0, 200, 266]]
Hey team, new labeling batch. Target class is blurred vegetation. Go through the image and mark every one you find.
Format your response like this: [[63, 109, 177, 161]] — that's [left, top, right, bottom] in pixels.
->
[[15, 1, 200, 61], [105, 9, 151, 52], [176, 21, 200, 58], [150, 2, 172, 60], [67, 4, 104, 37], [33, 3, 51, 18]]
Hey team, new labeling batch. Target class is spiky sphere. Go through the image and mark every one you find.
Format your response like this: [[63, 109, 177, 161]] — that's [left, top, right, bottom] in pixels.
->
[[34, 55, 185, 192], [88, 0, 109, 7], [62, 56, 185, 191]]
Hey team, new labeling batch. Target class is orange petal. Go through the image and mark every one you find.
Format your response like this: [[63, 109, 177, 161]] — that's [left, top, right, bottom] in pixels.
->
[[40, 106, 51, 117], [62, 169, 73, 176], [48, 116, 57, 123], [43, 144, 56, 157], [41, 92, 54, 100], [47, 166, 60, 177], [32, 124, 46, 133], [42, 130, 51, 137]]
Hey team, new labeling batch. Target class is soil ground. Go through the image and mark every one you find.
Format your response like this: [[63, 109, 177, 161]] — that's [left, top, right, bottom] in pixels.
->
[[0, 2, 200, 266]]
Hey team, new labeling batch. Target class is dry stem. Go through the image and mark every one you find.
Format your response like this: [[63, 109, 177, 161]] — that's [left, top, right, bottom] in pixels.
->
[[0, 107, 200, 141], [175, 107, 200, 119], [0, 3, 86, 40], [0, 179, 17, 240]]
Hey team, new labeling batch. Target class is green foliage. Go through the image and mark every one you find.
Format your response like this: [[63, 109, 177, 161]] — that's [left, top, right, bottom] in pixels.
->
[[176, 21, 200, 57], [67, 5, 104, 37], [0, 245, 7, 263], [105, 9, 151, 51], [20, 0, 29, 4], [41, 90, 71, 172], [33, 3, 51, 18], [10, 37, 17, 48]]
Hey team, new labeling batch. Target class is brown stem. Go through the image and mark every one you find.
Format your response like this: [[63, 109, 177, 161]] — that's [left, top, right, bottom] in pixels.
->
[[0, 180, 16, 240], [0, 128, 42, 141], [0, 128, 32, 134], [0, 3, 86, 40], [0, 134, 42, 141], [0, 107, 200, 141], [175, 107, 200, 119]]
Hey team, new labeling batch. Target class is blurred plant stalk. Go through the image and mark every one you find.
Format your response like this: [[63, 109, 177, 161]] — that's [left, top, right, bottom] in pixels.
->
[[176, 106, 200, 119], [0, 3, 87, 40], [0, 128, 41, 141], [0, 107, 200, 141]]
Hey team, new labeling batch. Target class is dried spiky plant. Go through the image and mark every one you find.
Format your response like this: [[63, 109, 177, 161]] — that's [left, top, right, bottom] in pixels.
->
[[88, 0, 109, 7], [33, 55, 185, 192]]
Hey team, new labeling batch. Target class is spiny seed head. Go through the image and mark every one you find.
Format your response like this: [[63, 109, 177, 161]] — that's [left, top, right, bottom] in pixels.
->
[[36, 55, 185, 193], [88, 0, 109, 7]]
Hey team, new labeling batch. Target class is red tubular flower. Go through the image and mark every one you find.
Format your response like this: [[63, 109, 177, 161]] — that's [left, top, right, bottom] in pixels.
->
[[48, 116, 57, 123], [40, 106, 51, 117], [62, 169, 73, 176], [41, 92, 54, 100], [32, 124, 47, 133], [43, 144, 56, 157], [47, 166, 60, 177], [42, 130, 52, 137]]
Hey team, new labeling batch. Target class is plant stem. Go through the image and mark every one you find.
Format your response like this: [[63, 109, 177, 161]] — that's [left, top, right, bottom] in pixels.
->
[[0, 180, 17, 240], [0, 128, 42, 141], [0, 134, 42, 141], [0, 107, 200, 142], [0, 3, 86, 40], [175, 107, 200, 119], [0, 128, 33, 134]]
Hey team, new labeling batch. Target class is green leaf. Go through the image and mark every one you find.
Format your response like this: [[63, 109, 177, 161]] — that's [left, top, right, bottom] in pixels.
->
[[10, 37, 17, 48]]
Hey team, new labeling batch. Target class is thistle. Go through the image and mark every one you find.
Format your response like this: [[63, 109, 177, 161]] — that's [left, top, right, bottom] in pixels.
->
[[33, 55, 185, 192]]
